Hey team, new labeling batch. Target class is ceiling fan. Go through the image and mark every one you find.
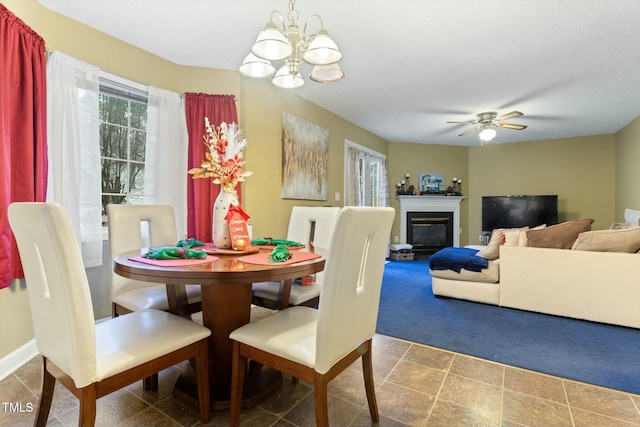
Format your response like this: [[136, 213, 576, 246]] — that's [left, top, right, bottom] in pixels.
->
[[447, 111, 528, 140]]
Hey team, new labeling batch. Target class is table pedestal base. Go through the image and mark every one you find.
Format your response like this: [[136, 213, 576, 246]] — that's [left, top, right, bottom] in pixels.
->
[[172, 362, 283, 411]]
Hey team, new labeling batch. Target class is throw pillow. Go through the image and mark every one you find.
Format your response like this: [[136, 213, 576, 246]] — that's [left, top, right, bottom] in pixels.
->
[[518, 224, 546, 246], [477, 227, 528, 260], [526, 218, 594, 249], [571, 226, 640, 252], [503, 230, 521, 247]]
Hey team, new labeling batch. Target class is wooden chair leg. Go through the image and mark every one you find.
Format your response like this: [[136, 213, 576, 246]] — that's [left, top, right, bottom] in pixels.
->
[[362, 343, 380, 423], [314, 375, 330, 427], [35, 359, 55, 427], [142, 373, 158, 391], [229, 342, 247, 427], [79, 385, 97, 427], [195, 340, 210, 423]]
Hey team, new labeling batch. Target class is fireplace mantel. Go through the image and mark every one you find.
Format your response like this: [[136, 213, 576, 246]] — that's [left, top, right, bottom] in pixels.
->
[[398, 195, 465, 247]]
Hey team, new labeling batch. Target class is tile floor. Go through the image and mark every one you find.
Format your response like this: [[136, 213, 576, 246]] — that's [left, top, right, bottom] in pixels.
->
[[2, 333, 640, 427]]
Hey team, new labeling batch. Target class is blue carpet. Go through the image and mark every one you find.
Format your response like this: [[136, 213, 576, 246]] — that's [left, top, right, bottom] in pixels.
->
[[376, 259, 640, 394]]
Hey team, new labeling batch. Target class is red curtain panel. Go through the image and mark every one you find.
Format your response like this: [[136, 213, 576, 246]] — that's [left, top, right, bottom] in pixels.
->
[[184, 93, 238, 242], [0, 5, 47, 289]]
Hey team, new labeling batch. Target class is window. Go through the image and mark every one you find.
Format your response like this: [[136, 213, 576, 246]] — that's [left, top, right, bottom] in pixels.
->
[[345, 141, 389, 207], [99, 77, 148, 216]]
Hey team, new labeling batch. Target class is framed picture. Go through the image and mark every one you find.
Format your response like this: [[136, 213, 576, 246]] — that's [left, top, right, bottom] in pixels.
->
[[419, 173, 444, 193], [281, 112, 329, 200]]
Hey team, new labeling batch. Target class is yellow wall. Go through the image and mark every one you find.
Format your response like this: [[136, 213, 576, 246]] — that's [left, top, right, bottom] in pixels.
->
[[467, 135, 616, 242], [387, 143, 469, 244], [615, 115, 640, 219], [2, 0, 181, 91], [388, 135, 617, 247]]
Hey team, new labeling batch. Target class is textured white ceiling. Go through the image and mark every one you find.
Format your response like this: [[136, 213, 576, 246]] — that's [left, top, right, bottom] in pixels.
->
[[39, 0, 640, 145]]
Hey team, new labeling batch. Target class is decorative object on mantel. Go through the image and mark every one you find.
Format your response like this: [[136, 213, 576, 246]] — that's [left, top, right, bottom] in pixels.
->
[[239, 0, 344, 88], [446, 177, 463, 196], [395, 173, 416, 195], [188, 118, 253, 249], [418, 173, 445, 195]]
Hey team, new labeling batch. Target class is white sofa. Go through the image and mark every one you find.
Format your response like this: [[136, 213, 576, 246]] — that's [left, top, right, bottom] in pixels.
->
[[432, 245, 640, 329]]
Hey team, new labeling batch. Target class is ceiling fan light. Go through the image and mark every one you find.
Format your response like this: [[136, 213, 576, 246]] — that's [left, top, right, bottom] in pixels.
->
[[309, 63, 344, 83], [239, 53, 276, 78], [479, 128, 497, 142], [251, 24, 293, 61], [272, 65, 304, 89], [302, 29, 342, 65]]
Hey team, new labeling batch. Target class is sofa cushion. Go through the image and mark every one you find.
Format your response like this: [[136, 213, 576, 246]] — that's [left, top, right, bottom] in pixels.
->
[[571, 226, 640, 252], [477, 227, 528, 260], [505, 224, 546, 247], [526, 219, 594, 249]]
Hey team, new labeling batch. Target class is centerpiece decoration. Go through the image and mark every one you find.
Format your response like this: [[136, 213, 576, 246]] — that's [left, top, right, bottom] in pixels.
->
[[188, 118, 252, 249]]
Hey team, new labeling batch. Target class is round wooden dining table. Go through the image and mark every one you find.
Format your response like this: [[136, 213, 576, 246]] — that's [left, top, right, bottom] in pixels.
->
[[113, 248, 325, 411]]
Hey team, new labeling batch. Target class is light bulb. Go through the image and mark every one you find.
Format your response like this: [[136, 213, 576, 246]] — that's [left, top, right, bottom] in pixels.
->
[[479, 128, 497, 141]]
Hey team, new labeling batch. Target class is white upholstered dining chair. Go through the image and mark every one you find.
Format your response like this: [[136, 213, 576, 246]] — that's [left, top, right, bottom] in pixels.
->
[[251, 206, 340, 309], [107, 204, 202, 316], [230, 206, 395, 426], [8, 202, 211, 427]]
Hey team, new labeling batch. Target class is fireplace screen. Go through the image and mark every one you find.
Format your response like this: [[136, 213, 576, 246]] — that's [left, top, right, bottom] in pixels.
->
[[407, 211, 453, 255]]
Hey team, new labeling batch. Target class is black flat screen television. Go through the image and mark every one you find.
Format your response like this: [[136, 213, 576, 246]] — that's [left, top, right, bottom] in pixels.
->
[[482, 195, 558, 231]]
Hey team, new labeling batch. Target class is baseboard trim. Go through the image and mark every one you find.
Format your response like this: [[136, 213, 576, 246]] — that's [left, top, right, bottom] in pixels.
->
[[0, 339, 38, 381]]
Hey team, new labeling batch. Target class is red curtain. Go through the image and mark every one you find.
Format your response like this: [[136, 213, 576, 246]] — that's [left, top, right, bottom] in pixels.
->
[[0, 5, 47, 289], [185, 93, 239, 242]]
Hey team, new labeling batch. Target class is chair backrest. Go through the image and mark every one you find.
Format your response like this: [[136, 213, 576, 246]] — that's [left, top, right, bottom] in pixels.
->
[[106, 204, 178, 298], [287, 206, 341, 250], [315, 206, 395, 374], [8, 202, 98, 387]]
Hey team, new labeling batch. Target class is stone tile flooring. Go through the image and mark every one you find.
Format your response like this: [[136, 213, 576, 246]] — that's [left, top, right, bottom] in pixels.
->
[[2, 333, 640, 427]]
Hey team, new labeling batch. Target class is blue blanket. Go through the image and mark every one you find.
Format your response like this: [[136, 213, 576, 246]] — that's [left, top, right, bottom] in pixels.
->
[[429, 247, 489, 273]]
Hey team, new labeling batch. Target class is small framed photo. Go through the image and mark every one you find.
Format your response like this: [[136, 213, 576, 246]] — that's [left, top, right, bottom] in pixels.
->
[[419, 173, 444, 193]]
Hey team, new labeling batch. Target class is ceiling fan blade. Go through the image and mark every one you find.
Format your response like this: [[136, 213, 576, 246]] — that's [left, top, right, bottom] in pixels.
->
[[499, 123, 528, 130], [459, 126, 481, 136], [447, 120, 477, 124], [497, 111, 523, 121]]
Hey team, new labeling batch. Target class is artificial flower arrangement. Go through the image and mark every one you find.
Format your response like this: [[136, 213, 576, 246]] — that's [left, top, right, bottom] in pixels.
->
[[188, 118, 253, 249], [188, 118, 252, 193]]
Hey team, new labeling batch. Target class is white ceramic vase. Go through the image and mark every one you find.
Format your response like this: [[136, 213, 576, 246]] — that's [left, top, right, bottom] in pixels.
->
[[212, 190, 238, 249]]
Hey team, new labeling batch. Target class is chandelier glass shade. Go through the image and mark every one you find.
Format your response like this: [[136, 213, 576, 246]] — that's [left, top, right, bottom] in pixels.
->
[[239, 53, 276, 78], [273, 64, 304, 88], [302, 29, 342, 65], [239, 0, 344, 88], [309, 63, 344, 83], [251, 24, 292, 61]]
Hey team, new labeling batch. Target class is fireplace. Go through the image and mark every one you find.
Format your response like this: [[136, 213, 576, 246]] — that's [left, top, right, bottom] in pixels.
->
[[407, 211, 453, 256], [397, 195, 465, 255]]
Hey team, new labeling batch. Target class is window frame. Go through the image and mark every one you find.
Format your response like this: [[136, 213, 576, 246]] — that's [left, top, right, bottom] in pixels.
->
[[344, 140, 386, 207], [98, 72, 149, 228]]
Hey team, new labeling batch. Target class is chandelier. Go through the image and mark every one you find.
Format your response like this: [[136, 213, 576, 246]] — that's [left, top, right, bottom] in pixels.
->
[[239, 0, 344, 89]]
